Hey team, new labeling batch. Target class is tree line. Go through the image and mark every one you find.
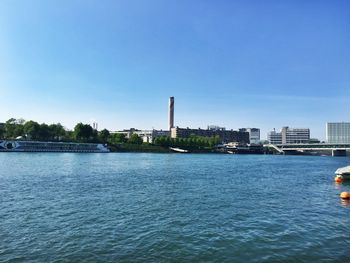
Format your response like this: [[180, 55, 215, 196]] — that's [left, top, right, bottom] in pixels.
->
[[153, 135, 221, 149], [0, 118, 221, 148], [0, 118, 142, 144]]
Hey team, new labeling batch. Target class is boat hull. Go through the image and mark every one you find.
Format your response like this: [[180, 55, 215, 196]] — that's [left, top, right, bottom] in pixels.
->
[[335, 166, 350, 179], [0, 140, 109, 153]]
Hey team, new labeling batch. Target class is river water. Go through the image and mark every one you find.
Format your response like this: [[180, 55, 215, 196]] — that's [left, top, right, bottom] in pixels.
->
[[1, 153, 350, 262]]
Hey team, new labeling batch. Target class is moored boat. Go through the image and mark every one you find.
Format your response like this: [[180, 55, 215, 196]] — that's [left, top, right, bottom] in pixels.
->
[[169, 147, 189, 153], [335, 166, 350, 180], [0, 140, 109, 153]]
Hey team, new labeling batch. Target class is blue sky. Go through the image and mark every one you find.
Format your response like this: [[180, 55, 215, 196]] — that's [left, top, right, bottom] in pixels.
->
[[0, 0, 349, 139]]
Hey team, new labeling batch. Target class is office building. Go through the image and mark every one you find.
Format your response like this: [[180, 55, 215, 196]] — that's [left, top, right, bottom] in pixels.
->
[[267, 129, 282, 144], [239, 128, 260, 144], [326, 122, 350, 143], [268, 127, 310, 144], [281, 127, 310, 144]]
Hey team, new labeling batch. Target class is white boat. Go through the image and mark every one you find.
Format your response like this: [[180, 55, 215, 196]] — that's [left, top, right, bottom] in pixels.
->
[[335, 166, 350, 179], [0, 140, 109, 153], [169, 147, 189, 153]]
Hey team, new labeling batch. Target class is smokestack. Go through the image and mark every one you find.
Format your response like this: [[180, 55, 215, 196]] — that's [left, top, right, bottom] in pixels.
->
[[168, 96, 174, 130]]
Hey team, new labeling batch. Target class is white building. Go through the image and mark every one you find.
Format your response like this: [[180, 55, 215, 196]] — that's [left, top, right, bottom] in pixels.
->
[[113, 129, 170, 143], [327, 122, 350, 143], [268, 127, 310, 144], [267, 129, 282, 144], [281, 127, 310, 144]]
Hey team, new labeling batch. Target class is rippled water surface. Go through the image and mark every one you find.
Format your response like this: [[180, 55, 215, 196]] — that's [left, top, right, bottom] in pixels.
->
[[1, 153, 350, 262]]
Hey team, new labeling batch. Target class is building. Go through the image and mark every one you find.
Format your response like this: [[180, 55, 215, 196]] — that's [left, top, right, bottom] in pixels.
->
[[239, 128, 260, 144], [113, 129, 170, 143], [92, 122, 98, 130], [281, 127, 310, 144], [170, 127, 249, 144], [268, 127, 310, 144], [327, 122, 350, 143], [267, 129, 282, 144], [207, 125, 225, 131]]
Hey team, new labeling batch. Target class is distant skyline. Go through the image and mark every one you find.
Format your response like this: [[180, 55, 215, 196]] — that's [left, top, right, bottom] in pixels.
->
[[1, 0, 349, 140]]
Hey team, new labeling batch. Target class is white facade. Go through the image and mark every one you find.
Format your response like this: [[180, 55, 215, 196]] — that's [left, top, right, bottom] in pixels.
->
[[327, 122, 350, 143], [134, 130, 170, 143], [113, 129, 170, 143], [267, 130, 282, 144], [281, 127, 310, 144], [268, 127, 310, 144]]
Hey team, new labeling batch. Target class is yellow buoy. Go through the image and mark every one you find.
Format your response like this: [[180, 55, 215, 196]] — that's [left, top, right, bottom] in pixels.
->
[[340, 192, 350, 199]]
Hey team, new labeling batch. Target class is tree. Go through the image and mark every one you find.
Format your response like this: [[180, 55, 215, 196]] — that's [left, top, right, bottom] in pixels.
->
[[109, 133, 127, 144], [13, 124, 24, 138], [0, 124, 4, 139], [99, 129, 110, 143], [128, 133, 143, 144], [23, 120, 40, 140], [49, 123, 66, 141], [4, 118, 17, 138], [209, 135, 221, 147], [73, 123, 94, 142], [38, 123, 51, 141]]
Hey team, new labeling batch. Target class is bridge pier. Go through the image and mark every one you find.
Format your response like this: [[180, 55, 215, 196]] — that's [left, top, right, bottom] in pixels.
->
[[332, 150, 347, 157]]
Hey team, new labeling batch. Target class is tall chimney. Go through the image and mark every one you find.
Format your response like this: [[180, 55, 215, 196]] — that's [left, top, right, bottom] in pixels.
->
[[168, 96, 174, 130]]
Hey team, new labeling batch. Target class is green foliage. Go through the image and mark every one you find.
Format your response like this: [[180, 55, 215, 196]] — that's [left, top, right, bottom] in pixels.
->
[[0, 124, 4, 139], [128, 133, 143, 145], [4, 118, 26, 139], [109, 133, 127, 144], [98, 129, 110, 143], [38, 123, 51, 141], [49, 123, 66, 140], [154, 135, 220, 149], [4, 118, 19, 138], [73, 123, 96, 142], [1, 118, 102, 143], [23, 120, 41, 140], [2, 118, 222, 151]]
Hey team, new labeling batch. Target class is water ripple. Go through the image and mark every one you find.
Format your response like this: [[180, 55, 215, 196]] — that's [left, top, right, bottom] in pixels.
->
[[1, 153, 350, 262]]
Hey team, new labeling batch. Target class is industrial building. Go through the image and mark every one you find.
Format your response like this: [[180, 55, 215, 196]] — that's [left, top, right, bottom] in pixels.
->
[[268, 127, 310, 144], [326, 122, 350, 143], [170, 126, 249, 144], [167, 97, 249, 144]]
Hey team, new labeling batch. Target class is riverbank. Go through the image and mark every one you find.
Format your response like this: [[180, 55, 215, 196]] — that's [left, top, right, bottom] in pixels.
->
[[108, 143, 222, 153], [108, 143, 277, 154], [109, 143, 172, 153]]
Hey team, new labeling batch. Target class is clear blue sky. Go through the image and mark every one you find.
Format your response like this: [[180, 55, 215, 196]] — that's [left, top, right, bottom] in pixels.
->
[[1, 0, 349, 139]]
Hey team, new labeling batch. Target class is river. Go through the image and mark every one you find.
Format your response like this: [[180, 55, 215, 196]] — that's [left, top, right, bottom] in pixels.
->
[[1, 153, 350, 262]]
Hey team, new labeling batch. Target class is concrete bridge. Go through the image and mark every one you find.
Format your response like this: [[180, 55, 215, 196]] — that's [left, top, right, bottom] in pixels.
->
[[264, 143, 350, 156]]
